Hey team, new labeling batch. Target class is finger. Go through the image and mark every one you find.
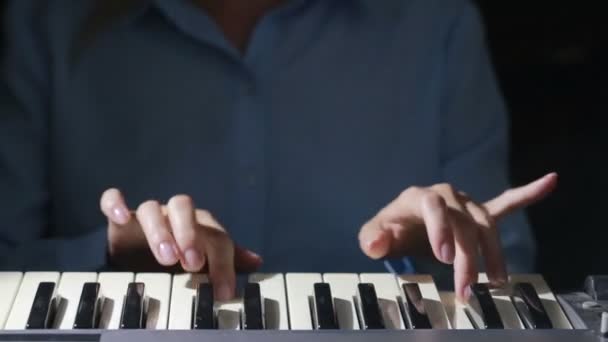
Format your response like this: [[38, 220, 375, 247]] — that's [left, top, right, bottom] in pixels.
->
[[194, 211, 243, 300], [376, 187, 425, 222], [135, 200, 180, 266], [358, 219, 393, 259], [167, 195, 205, 272], [465, 201, 507, 287], [359, 188, 427, 259], [194, 210, 237, 299], [203, 228, 236, 301], [197, 209, 263, 273], [420, 192, 455, 264], [485, 173, 558, 220], [450, 210, 480, 302], [100, 188, 131, 225], [234, 245, 263, 273]]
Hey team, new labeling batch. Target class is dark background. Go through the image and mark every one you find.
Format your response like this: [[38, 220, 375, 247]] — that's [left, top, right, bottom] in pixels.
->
[[1, 1, 606, 291], [474, 1, 607, 291]]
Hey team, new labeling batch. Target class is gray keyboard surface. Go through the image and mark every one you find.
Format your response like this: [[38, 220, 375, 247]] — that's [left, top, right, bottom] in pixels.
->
[[0, 330, 600, 342]]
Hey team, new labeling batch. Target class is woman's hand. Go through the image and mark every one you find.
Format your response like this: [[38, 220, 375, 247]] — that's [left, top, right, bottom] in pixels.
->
[[100, 190, 262, 300], [359, 173, 557, 301]]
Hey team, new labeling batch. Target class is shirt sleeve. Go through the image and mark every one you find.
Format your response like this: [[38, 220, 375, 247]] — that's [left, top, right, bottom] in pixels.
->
[[407, 2, 536, 286], [0, 1, 109, 271]]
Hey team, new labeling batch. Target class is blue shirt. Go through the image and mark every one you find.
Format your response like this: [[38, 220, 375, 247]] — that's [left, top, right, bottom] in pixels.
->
[[0, 0, 535, 280]]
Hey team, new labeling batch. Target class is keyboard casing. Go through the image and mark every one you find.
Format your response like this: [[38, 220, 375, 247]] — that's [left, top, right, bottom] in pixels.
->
[[0, 329, 599, 342]]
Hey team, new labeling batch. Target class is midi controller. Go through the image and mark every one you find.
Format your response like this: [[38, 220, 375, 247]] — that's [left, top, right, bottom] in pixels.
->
[[0, 272, 605, 342]]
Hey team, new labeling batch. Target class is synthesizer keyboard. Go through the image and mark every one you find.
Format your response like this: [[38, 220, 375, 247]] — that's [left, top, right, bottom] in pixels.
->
[[0, 272, 602, 342]]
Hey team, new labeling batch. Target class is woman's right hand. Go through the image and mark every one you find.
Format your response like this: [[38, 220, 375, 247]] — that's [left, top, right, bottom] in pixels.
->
[[99, 189, 263, 300]]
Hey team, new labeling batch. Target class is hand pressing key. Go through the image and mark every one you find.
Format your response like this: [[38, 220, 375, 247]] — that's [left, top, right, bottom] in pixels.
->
[[358, 173, 557, 302], [99, 190, 262, 300]]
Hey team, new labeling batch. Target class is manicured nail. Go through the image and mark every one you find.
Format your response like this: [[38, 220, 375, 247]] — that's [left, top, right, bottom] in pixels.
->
[[184, 248, 202, 268], [112, 206, 129, 224], [217, 282, 233, 301], [158, 242, 178, 264], [440, 243, 455, 264]]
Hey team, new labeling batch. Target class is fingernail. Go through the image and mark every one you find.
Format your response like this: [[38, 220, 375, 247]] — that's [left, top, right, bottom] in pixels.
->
[[463, 285, 472, 301], [158, 242, 178, 264], [367, 236, 382, 250], [247, 250, 262, 259], [184, 248, 202, 268], [491, 275, 507, 288], [112, 206, 129, 224], [440, 243, 455, 264], [247, 250, 263, 263], [217, 282, 233, 301]]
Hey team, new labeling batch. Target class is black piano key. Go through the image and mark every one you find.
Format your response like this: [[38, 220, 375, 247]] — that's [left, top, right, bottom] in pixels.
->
[[244, 283, 264, 330], [469, 283, 504, 329], [193, 283, 215, 329], [401, 283, 432, 329], [512, 282, 553, 329], [357, 283, 385, 329], [120, 282, 145, 329], [26, 282, 56, 329], [313, 283, 338, 329], [73, 282, 101, 329]]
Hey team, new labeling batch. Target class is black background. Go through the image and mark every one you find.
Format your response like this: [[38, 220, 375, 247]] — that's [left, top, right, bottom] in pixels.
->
[[474, 1, 607, 291], [1, 1, 606, 291]]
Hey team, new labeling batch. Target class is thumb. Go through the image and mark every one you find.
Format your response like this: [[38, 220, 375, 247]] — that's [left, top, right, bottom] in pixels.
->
[[100, 188, 132, 226], [358, 220, 392, 260], [484, 172, 558, 220], [234, 245, 263, 273]]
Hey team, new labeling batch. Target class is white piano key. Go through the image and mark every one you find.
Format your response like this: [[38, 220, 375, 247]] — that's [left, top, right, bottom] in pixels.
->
[[509, 274, 572, 329], [248, 273, 289, 330], [5, 272, 60, 329], [216, 298, 242, 330], [439, 291, 474, 329], [191, 277, 242, 330], [97, 272, 134, 329], [285, 273, 322, 330], [209, 277, 241, 330], [168, 273, 207, 329], [397, 275, 451, 329], [0, 272, 23, 329], [53, 272, 98, 329], [135, 273, 172, 330], [322, 273, 360, 330], [442, 285, 523, 329], [476, 274, 524, 329], [358, 273, 404, 329], [443, 289, 499, 330]]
